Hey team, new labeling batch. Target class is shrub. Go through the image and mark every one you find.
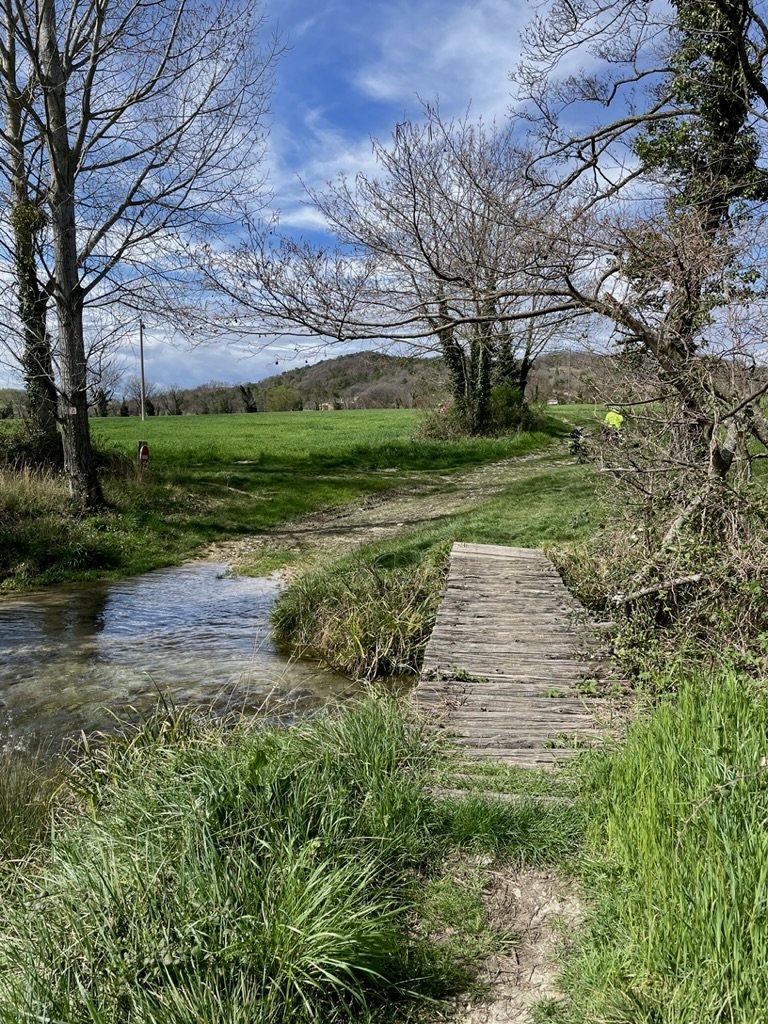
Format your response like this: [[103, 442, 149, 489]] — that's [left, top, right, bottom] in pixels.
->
[[416, 404, 470, 440], [488, 384, 540, 432], [417, 392, 546, 439], [554, 520, 768, 687], [0, 423, 63, 471]]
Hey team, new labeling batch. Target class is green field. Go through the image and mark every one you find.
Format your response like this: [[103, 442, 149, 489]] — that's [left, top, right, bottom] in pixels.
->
[[1, 409, 581, 590], [92, 409, 427, 465], [91, 408, 552, 469]]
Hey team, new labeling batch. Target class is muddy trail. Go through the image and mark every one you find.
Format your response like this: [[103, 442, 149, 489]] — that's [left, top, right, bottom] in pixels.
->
[[210, 448, 563, 572]]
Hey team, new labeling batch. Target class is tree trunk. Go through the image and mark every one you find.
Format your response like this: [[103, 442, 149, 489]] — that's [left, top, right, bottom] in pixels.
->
[[14, 201, 59, 444], [3, 7, 59, 452], [37, 0, 102, 509], [16, 204, 59, 427], [468, 326, 492, 434]]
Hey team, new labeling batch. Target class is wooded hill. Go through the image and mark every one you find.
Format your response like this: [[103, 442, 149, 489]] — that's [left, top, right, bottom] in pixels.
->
[[140, 350, 606, 416], [129, 352, 452, 416], [2, 349, 608, 419]]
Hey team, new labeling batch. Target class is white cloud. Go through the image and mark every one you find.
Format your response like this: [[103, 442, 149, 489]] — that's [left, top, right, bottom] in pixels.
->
[[112, 331, 298, 390], [268, 112, 381, 212], [276, 205, 330, 231], [353, 0, 525, 120], [266, 0, 527, 215]]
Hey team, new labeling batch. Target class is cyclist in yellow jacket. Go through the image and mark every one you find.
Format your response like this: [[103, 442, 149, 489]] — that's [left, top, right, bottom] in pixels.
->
[[604, 408, 624, 431]]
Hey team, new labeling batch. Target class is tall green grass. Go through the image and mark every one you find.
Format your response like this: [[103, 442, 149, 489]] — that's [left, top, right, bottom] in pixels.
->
[[0, 698, 435, 1023], [0, 745, 60, 875], [0, 696, 584, 1024], [563, 671, 768, 1023], [273, 549, 447, 680]]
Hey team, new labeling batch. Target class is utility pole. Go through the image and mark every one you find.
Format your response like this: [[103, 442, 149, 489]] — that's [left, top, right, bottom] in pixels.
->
[[139, 318, 146, 421]]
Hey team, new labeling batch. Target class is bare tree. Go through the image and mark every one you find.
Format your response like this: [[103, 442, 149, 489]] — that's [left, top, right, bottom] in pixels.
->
[[87, 346, 122, 417], [124, 375, 158, 416], [508, 0, 768, 657], [0, 0, 279, 507], [514, 1, 768, 528], [227, 111, 581, 434], [158, 384, 185, 417]]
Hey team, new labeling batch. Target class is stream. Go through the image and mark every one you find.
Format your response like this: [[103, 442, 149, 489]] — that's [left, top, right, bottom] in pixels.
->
[[0, 561, 357, 749]]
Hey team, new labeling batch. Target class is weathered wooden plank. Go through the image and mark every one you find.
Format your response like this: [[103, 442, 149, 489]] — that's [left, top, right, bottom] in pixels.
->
[[417, 704, 603, 721], [462, 748, 581, 764], [426, 643, 585, 658], [424, 720, 597, 734], [420, 669, 602, 683], [428, 627, 584, 640], [414, 687, 598, 702], [414, 686, 602, 703], [447, 736, 597, 749], [412, 542, 615, 768], [453, 542, 547, 556], [423, 700, 600, 716], [422, 660, 607, 676], [435, 609, 569, 619]]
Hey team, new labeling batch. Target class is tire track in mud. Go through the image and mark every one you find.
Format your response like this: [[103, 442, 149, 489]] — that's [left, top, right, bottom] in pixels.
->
[[208, 449, 557, 570]]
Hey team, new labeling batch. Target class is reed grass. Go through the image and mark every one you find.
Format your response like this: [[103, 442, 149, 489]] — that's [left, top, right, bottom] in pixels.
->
[[0, 466, 67, 517], [272, 550, 446, 680], [0, 745, 60, 876], [0, 697, 432, 1022]]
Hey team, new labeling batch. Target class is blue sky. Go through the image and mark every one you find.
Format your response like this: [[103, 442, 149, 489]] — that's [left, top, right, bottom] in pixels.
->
[[0, 0, 528, 392], [127, 0, 529, 391], [268, 0, 523, 229]]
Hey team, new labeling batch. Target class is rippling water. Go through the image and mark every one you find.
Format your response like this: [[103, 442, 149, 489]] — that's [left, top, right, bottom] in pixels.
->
[[0, 562, 356, 747]]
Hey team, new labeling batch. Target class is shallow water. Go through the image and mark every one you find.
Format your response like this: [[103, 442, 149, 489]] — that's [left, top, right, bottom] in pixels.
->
[[0, 562, 356, 748]]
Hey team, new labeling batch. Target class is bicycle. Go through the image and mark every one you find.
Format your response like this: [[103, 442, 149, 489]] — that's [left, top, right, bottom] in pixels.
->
[[568, 427, 589, 463]]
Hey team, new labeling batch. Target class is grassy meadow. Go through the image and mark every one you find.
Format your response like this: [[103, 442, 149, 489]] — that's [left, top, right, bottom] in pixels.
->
[[1, 408, 576, 590]]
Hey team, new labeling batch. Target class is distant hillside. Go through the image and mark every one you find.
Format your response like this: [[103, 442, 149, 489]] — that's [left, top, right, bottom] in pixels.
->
[[128, 352, 452, 416], [0, 388, 24, 418], [527, 350, 609, 404], [248, 352, 449, 411], [7, 349, 612, 420]]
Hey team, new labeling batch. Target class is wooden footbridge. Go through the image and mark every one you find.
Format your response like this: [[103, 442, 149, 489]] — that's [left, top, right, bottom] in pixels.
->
[[411, 543, 613, 766]]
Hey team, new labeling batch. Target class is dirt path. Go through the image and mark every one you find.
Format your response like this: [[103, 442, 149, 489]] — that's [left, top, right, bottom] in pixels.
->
[[453, 867, 580, 1024], [212, 444, 582, 1022], [209, 449, 559, 571]]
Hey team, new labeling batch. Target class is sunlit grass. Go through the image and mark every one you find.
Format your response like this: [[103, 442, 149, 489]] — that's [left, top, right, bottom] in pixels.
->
[[561, 671, 768, 1023], [2, 410, 571, 590]]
